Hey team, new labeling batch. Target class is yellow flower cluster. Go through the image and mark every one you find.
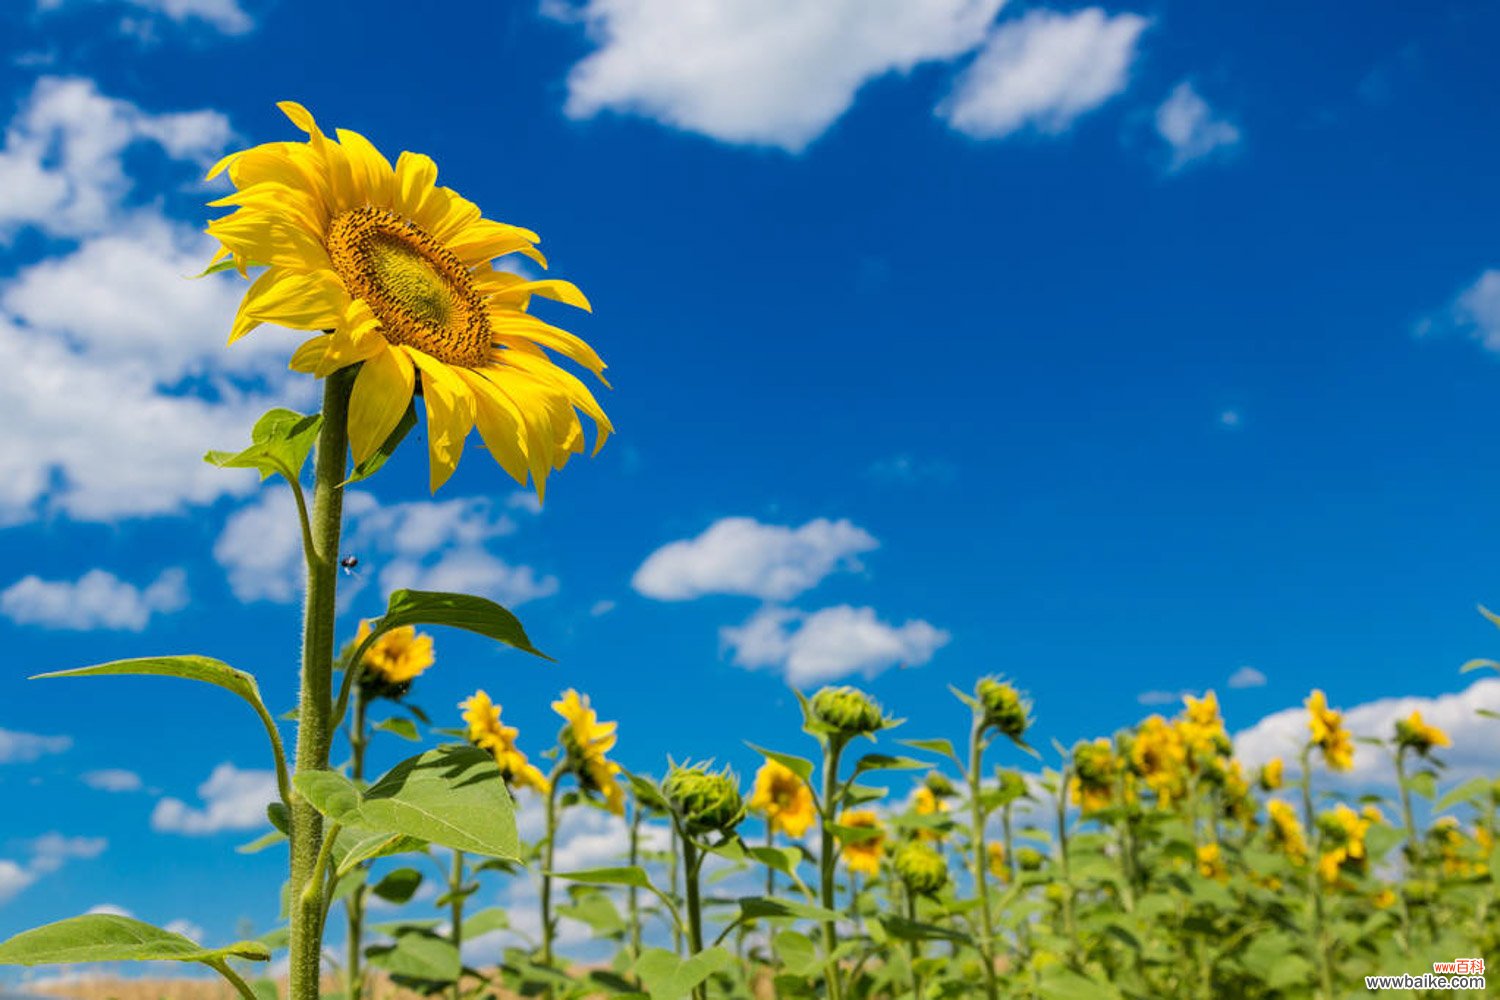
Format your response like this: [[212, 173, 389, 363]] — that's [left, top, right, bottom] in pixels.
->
[[748, 760, 816, 839], [839, 810, 885, 876], [1305, 690, 1355, 772], [1070, 738, 1120, 816], [1266, 799, 1308, 864], [552, 689, 625, 815], [460, 689, 549, 795], [1316, 804, 1371, 884], [1129, 715, 1187, 807]]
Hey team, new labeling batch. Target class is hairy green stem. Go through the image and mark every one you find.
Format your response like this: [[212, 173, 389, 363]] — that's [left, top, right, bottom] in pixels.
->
[[450, 848, 466, 1000], [968, 720, 999, 1000], [905, 888, 925, 1000], [681, 832, 707, 1000], [288, 368, 353, 1000], [628, 800, 644, 970], [540, 763, 564, 975], [1299, 745, 1336, 1000], [344, 687, 369, 1000], [819, 738, 846, 1000]]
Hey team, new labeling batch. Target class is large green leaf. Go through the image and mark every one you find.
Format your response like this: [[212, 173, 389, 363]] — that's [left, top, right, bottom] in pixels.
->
[[736, 897, 841, 923], [850, 753, 927, 778], [205, 407, 322, 484], [550, 866, 655, 890], [374, 590, 549, 660], [296, 747, 519, 859], [365, 930, 459, 984], [633, 946, 734, 999], [0, 914, 269, 966]]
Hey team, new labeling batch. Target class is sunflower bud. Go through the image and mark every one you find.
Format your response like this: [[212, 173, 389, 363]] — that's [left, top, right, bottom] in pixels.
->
[[923, 771, 957, 800], [893, 841, 948, 896], [1015, 846, 1046, 871], [663, 763, 744, 836], [810, 686, 886, 740], [975, 677, 1029, 741], [995, 769, 1028, 805]]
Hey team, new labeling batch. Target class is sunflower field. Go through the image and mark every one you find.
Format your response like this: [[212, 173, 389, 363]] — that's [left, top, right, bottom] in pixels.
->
[[0, 100, 1496, 1000]]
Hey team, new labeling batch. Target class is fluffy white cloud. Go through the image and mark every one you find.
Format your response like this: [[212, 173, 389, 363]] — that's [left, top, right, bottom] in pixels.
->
[[1227, 665, 1266, 689], [151, 763, 278, 835], [0, 567, 187, 631], [1154, 81, 1241, 171], [0, 832, 107, 905], [549, 0, 1005, 151], [1428, 269, 1500, 351], [633, 517, 877, 602], [1234, 678, 1500, 785], [37, 0, 253, 35], [215, 488, 558, 608], [722, 604, 949, 685], [0, 76, 230, 240], [0, 727, 72, 763], [82, 769, 144, 792], [939, 8, 1147, 139]]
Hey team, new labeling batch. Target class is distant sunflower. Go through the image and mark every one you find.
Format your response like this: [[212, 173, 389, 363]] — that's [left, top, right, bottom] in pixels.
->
[[552, 689, 624, 815], [748, 759, 816, 839], [839, 810, 885, 876], [352, 620, 433, 699], [461, 689, 549, 796], [206, 102, 611, 495], [1305, 690, 1355, 772]]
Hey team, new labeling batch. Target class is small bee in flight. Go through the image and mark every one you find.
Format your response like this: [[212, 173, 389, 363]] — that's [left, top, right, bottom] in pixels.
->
[[340, 555, 360, 577]]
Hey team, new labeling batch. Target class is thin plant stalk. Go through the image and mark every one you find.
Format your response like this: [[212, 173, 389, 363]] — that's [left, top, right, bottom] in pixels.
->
[[967, 719, 1000, 1000], [679, 831, 707, 1000], [905, 888, 925, 1000], [1298, 745, 1337, 1000], [450, 848, 466, 1000], [540, 763, 565, 975], [818, 738, 847, 1000], [628, 799, 644, 968], [288, 369, 354, 1000], [344, 685, 370, 1000]]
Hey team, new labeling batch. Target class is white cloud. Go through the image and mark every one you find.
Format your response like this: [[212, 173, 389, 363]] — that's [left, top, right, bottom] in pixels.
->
[[1154, 81, 1241, 171], [164, 918, 206, 942], [550, 0, 1006, 151], [86, 903, 133, 916], [0, 727, 72, 763], [722, 604, 949, 685], [1218, 409, 1242, 428], [1136, 688, 1194, 707], [215, 488, 557, 609], [0, 76, 230, 240], [0, 832, 107, 905], [589, 599, 616, 617], [633, 517, 877, 602], [37, 0, 253, 35], [1427, 270, 1500, 352], [151, 763, 278, 835], [1227, 665, 1266, 689], [939, 8, 1148, 139], [82, 769, 144, 792], [0, 567, 187, 631], [1234, 678, 1500, 785]]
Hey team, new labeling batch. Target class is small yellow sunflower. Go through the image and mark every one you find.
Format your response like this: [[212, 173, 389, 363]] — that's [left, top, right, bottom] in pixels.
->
[[552, 688, 624, 815], [460, 689, 549, 795], [1394, 710, 1451, 757], [1196, 843, 1227, 882], [1069, 738, 1118, 816], [1130, 714, 1187, 807], [206, 102, 611, 495], [1266, 799, 1308, 864], [986, 841, 1009, 882], [352, 620, 434, 689], [747, 759, 816, 839], [1257, 757, 1285, 792], [1305, 690, 1355, 772], [838, 810, 885, 876]]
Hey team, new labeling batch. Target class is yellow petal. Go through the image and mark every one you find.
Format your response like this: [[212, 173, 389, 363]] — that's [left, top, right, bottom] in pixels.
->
[[405, 348, 477, 492], [456, 368, 532, 486], [393, 150, 441, 223], [335, 128, 395, 207], [277, 101, 320, 135], [347, 343, 416, 464], [230, 268, 347, 341]]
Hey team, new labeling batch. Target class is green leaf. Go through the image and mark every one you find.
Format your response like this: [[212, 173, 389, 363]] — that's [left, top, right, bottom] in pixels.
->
[[1037, 968, 1122, 1000], [374, 717, 421, 742], [551, 866, 655, 890], [0, 914, 270, 967], [899, 738, 962, 766], [461, 907, 509, 938], [737, 897, 841, 923], [334, 831, 426, 877], [1405, 769, 1438, 800], [205, 408, 322, 484], [746, 845, 804, 877], [375, 590, 550, 660], [365, 931, 460, 984], [827, 822, 883, 845], [294, 770, 363, 825], [850, 753, 927, 777], [744, 744, 815, 787], [633, 946, 734, 1000], [371, 867, 423, 905], [345, 401, 416, 485], [876, 914, 970, 945], [236, 829, 287, 854], [558, 892, 626, 936], [772, 930, 820, 976], [625, 770, 670, 813], [1435, 775, 1493, 813]]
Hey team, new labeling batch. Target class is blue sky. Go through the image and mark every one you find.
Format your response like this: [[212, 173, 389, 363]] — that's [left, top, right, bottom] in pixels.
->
[[1, 0, 1499, 964]]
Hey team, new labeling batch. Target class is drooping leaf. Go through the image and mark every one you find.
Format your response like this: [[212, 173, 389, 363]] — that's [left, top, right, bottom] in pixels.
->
[[374, 590, 549, 660], [205, 408, 322, 484], [0, 915, 269, 967], [772, 930, 820, 976], [374, 717, 421, 742], [371, 868, 424, 905], [744, 744, 815, 786], [365, 931, 460, 984], [633, 946, 734, 1000], [850, 753, 927, 778], [550, 866, 655, 890], [359, 746, 518, 858], [736, 897, 841, 923]]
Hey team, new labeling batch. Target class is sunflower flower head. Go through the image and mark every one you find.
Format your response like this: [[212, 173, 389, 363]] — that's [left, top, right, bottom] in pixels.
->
[[206, 102, 612, 497], [809, 686, 888, 742], [1196, 843, 1228, 882], [664, 763, 744, 837], [974, 677, 1031, 742], [552, 689, 624, 815], [459, 689, 549, 795], [1266, 799, 1309, 864], [351, 620, 434, 700], [1394, 710, 1451, 758], [1069, 738, 1119, 816], [748, 759, 817, 839], [893, 841, 948, 896], [1257, 757, 1285, 792], [1316, 804, 1371, 884], [1177, 692, 1230, 765], [838, 809, 885, 876], [1305, 690, 1355, 772], [1129, 715, 1187, 807], [986, 841, 1009, 882]]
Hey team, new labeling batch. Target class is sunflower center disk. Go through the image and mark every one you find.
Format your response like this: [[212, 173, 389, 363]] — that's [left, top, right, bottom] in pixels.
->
[[326, 207, 492, 367]]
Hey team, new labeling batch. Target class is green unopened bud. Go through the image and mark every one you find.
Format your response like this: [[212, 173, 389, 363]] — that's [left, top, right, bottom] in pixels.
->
[[663, 763, 744, 835], [811, 686, 885, 739], [1015, 846, 1046, 871], [975, 677, 1029, 741], [893, 841, 948, 896], [923, 771, 957, 800]]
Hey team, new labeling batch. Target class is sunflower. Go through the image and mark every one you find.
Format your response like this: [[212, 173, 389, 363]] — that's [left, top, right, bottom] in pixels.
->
[[748, 759, 816, 839], [1257, 757, 1285, 792], [1069, 738, 1118, 816], [552, 689, 624, 815], [351, 620, 433, 698], [1130, 715, 1187, 807], [206, 102, 611, 495], [1394, 710, 1451, 757], [838, 810, 885, 876], [460, 689, 549, 795], [1266, 799, 1308, 864], [1316, 804, 1370, 884], [1305, 690, 1355, 772], [986, 841, 1009, 882]]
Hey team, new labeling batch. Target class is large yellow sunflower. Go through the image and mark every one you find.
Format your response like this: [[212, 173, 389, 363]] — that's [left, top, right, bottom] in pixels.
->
[[206, 102, 611, 495]]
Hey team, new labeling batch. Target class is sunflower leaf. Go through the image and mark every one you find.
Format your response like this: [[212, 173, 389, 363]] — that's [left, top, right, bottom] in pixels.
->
[[0, 914, 269, 967], [374, 590, 550, 660], [206, 407, 322, 484]]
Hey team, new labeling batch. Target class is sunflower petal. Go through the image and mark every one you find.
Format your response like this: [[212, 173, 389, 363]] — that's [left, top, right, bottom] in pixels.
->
[[405, 348, 477, 492], [348, 344, 416, 465]]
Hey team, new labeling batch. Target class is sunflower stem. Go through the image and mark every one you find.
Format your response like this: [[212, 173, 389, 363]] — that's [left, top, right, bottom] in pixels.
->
[[345, 686, 369, 1000], [1299, 744, 1336, 1000], [450, 848, 466, 1000], [540, 760, 566, 989], [967, 719, 1000, 1000], [288, 368, 353, 1000], [680, 829, 708, 1000], [818, 737, 846, 1000]]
